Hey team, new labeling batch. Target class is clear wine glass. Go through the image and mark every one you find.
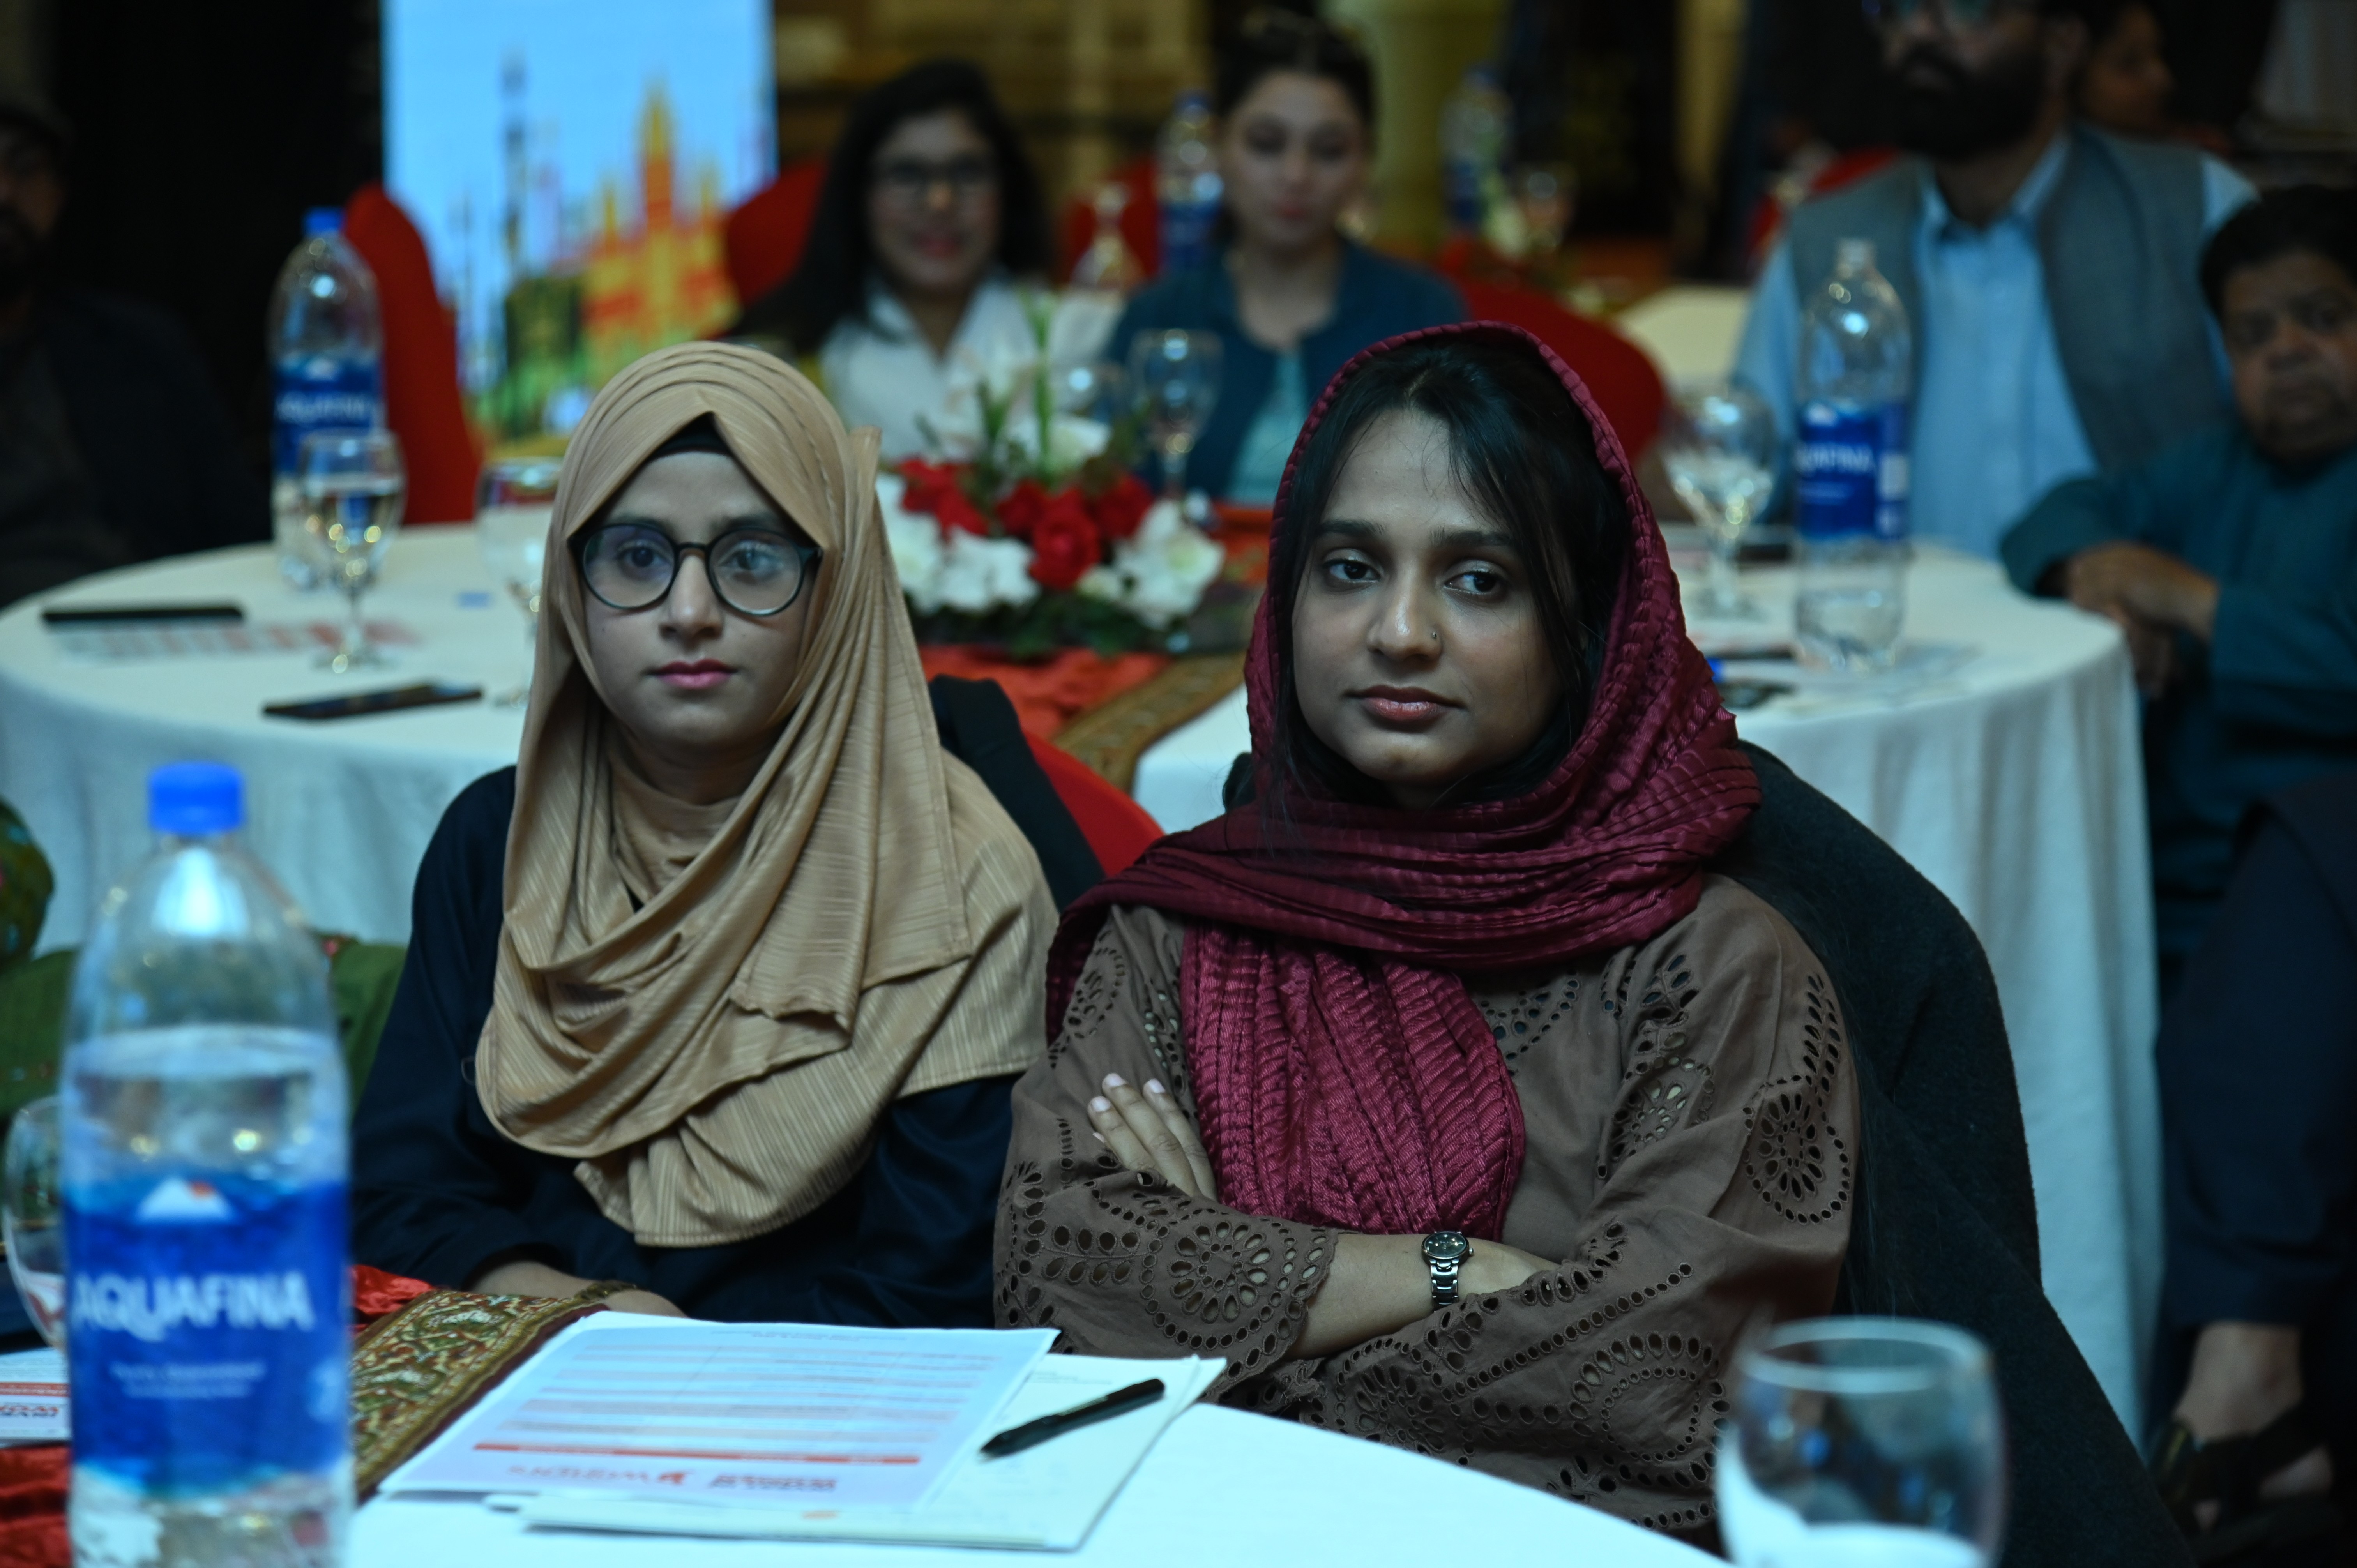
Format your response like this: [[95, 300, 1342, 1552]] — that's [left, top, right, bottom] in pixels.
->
[[1720, 1317, 2008, 1568], [4, 1097, 65, 1348], [1661, 381, 1777, 620], [1511, 162, 1576, 256], [475, 456, 561, 707], [1129, 330, 1223, 510], [297, 429, 407, 672]]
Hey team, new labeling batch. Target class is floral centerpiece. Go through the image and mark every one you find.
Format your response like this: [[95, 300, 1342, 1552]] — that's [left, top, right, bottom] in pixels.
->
[[876, 295, 1224, 659]]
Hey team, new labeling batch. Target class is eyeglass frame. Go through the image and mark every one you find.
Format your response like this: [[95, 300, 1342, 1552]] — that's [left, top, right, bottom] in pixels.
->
[[569, 520, 825, 618], [870, 154, 998, 207]]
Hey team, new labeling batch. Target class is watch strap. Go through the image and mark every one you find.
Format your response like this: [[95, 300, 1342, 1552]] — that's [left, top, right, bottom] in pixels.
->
[[1425, 1235, 1465, 1307]]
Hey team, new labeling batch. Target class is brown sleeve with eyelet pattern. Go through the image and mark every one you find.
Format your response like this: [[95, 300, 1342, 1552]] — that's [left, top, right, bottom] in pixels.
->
[[992, 903, 1335, 1398]]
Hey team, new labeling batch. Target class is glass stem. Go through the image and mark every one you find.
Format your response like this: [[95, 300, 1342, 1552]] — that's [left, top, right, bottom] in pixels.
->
[[343, 583, 368, 661], [1708, 528, 1741, 607], [1162, 440, 1190, 503]]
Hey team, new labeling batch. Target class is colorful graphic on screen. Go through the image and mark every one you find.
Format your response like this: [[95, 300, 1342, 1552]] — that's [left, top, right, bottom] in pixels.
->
[[384, 0, 774, 440]]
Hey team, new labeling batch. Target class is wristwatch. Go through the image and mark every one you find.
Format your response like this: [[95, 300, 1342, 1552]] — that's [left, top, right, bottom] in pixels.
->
[[1422, 1230, 1471, 1308]]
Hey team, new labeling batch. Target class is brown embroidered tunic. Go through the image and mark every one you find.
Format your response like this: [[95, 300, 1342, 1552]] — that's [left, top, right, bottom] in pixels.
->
[[995, 874, 1859, 1538]]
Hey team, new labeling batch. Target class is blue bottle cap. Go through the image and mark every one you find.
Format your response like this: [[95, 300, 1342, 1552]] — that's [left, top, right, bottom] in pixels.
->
[[303, 207, 343, 237], [149, 763, 243, 837]]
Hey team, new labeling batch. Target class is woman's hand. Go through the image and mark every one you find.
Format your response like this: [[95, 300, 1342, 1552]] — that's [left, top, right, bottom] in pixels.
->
[[1084, 1073, 1219, 1200], [468, 1258, 688, 1319], [1293, 1234, 1558, 1359], [1459, 1238, 1555, 1295]]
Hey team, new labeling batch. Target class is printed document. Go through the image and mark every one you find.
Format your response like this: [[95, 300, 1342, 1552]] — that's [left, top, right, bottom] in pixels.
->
[[0, 1346, 66, 1443], [380, 1316, 1054, 1510]]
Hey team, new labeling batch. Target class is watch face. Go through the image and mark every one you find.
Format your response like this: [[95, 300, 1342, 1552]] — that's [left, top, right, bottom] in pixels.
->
[[1424, 1231, 1470, 1263]]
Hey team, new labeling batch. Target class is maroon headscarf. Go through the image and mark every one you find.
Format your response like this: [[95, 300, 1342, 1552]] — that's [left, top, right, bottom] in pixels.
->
[[1050, 322, 1758, 1241]]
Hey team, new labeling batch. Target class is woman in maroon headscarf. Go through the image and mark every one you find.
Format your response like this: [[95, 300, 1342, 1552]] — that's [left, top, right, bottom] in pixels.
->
[[993, 323, 1857, 1539]]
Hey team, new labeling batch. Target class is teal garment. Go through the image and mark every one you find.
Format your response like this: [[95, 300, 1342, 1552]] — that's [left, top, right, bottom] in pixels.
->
[[1224, 351, 1308, 506], [2001, 427, 2357, 962]]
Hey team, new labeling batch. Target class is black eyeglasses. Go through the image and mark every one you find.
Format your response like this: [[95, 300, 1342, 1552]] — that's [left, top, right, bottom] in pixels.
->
[[872, 155, 997, 207], [572, 522, 823, 617]]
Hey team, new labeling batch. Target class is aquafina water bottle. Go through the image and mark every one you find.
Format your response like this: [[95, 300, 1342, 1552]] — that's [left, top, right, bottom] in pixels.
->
[[62, 763, 350, 1568], [268, 209, 383, 590], [1156, 92, 1223, 277], [1793, 238, 1912, 671]]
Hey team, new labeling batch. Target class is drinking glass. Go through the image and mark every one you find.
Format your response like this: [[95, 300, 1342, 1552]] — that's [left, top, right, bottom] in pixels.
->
[[1720, 1317, 2007, 1568], [4, 1097, 65, 1347], [1051, 360, 1129, 426], [1511, 162, 1576, 256], [1661, 381, 1778, 619], [475, 456, 561, 707], [1129, 330, 1223, 508], [297, 429, 407, 672]]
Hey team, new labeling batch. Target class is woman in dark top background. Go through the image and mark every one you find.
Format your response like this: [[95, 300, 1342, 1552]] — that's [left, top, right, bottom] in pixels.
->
[[1109, 13, 1464, 507], [352, 342, 1054, 1324]]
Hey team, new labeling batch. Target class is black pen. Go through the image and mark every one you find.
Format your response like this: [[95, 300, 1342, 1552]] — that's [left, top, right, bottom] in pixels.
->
[[979, 1378, 1166, 1459]]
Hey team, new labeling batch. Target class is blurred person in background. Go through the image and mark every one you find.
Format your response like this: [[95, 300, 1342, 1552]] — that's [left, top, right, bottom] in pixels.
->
[[2149, 768, 2357, 1567], [734, 61, 1109, 463], [1108, 12, 1463, 509], [1733, 0, 2251, 559], [0, 95, 261, 609], [2002, 187, 2357, 986], [2073, 0, 2174, 138]]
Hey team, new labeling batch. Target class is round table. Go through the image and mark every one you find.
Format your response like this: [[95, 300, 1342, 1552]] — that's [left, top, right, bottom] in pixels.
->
[[353, 1402, 1714, 1568], [0, 529, 527, 950], [1131, 545, 2161, 1437]]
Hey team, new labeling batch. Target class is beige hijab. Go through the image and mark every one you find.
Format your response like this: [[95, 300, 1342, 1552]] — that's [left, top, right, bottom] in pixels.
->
[[479, 342, 1051, 1248]]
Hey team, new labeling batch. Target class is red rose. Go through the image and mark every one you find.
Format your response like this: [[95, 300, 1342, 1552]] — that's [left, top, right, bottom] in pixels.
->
[[897, 458, 961, 514], [1026, 492, 1102, 592], [898, 459, 989, 536], [934, 489, 989, 536], [1088, 472, 1154, 542], [996, 478, 1052, 542]]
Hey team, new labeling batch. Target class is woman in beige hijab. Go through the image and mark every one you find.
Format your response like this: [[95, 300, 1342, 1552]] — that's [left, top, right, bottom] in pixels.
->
[[351, 342, 1055, 1322]]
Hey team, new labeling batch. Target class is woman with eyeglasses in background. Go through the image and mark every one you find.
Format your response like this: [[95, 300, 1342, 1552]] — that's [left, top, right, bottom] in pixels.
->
[[350, 343, 1057, 1323], [735, 60, 1110, 462]]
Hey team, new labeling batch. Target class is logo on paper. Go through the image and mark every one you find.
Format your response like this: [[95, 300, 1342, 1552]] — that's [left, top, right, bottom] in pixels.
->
[[136, 1178, 233, 1222]]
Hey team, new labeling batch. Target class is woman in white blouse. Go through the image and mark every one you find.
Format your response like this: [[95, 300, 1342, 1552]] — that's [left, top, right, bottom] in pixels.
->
[[736, 61, 1108, 461]]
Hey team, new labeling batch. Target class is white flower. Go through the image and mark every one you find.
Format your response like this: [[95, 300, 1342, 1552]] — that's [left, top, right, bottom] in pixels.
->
[[935, 531, 1039, 614], [875, 474, 947, 613], [1081, 499, 1224, 627], [1001, 412, 1110, 471]]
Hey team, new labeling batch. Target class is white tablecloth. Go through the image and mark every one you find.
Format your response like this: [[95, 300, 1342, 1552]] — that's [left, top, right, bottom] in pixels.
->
[[1131, 547, 2161, 1435], [354, 1403, 1713, 1568], [1613, 284, 1751, 392], [0, 530, 526, 950]]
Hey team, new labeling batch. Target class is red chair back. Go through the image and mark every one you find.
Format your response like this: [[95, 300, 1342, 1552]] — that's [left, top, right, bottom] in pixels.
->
[[1456, 279, 1667, 459], [1026, 736, 1163, 878], [342, 185, 481, 524], [723, 159, 829, 310], [1057, 155, 1161, 283]]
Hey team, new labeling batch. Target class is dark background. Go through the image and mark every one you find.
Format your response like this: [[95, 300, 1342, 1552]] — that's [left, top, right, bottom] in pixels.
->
[[47, 0, 382, 478]]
